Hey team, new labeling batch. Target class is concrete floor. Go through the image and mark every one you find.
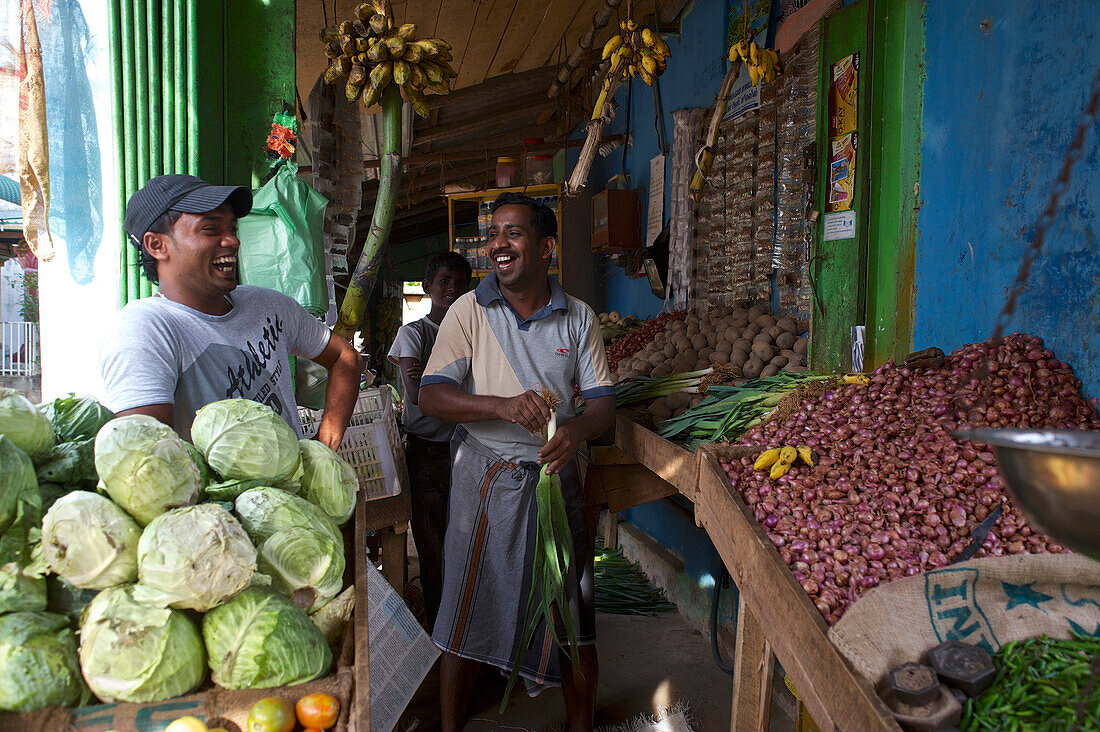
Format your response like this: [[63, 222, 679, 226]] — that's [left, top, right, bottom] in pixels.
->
[[395, 534, 797, 731], [399, 611, 736, 731]]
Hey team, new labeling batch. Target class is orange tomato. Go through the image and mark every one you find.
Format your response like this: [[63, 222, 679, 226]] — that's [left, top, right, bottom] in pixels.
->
[[247, 697, 296, 732], [296, 692, 340, 729], [303, 729, 325, 732]]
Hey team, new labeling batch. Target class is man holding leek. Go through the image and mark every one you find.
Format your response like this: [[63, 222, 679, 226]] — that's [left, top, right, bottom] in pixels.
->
[[419, 192, 615, 731]]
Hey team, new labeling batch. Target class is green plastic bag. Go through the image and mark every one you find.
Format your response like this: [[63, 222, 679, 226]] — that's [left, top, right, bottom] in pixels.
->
[[238, 162, 330, 316]]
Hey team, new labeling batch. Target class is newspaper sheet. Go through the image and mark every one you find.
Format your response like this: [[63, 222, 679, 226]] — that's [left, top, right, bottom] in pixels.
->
[[366, 562, 440, 732]]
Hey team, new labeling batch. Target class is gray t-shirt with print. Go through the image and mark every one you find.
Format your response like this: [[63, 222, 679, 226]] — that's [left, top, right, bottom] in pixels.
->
[[99, 285, 332, 441], [387, 317, 455, 443]]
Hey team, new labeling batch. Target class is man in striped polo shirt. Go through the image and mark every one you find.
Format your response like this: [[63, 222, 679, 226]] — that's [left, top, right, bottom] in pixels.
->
[[420, 192, 615, 731]]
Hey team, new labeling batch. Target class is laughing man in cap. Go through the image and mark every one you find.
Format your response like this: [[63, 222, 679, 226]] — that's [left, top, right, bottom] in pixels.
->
[[99, 174, 362, 447]]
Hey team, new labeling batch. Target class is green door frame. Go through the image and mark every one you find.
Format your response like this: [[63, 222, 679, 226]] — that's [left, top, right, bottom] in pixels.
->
[[810, 0, 924, 371]]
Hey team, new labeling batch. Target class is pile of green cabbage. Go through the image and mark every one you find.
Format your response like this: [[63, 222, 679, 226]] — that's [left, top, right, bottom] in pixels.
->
[[0, 393, 356, 713]]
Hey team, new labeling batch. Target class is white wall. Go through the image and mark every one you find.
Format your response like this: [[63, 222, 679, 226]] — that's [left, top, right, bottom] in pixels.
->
[[36, 0, 121, 400], [0, 259, 21, 322]]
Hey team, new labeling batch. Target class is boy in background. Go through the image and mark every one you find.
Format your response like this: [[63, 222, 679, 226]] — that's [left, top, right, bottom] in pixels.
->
[[388, 251, 472, 626]]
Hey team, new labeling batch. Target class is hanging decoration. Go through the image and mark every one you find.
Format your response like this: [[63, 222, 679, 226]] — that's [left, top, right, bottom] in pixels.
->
[[265, 111, 300, 164], [566, 1, 670, 195], [319, 0, 457, 340]]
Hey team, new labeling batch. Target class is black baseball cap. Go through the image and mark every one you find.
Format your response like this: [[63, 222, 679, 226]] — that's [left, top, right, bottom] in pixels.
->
[[123, 174, 252, 250]]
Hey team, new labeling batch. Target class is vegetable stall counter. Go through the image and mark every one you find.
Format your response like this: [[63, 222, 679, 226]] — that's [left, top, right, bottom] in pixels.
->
[[605, 419, 900, 731], [0, 491, 376, 732]]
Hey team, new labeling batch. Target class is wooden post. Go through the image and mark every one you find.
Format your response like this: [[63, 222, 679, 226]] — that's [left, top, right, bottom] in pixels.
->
[[353, 496, 371, 731], [731, 594, 774, 732]]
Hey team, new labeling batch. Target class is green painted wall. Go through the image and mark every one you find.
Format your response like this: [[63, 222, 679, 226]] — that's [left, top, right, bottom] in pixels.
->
[[812, 0, 870, 371], [812, 0, 923, 371], [865, 0, 923, 367]]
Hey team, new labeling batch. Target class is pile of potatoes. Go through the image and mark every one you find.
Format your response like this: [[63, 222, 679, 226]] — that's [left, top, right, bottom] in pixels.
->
[[613, 304, 808, 382]]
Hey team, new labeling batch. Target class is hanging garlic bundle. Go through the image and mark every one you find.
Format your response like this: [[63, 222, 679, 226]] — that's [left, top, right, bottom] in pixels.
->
[[501, 387, 582, 710]]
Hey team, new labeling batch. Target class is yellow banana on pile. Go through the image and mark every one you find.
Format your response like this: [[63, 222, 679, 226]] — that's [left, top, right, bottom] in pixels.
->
[[320, 0, 456, 117], [728, 40, 780, 86], [754, 444, 815, 479], [592, 18, 671, 119]]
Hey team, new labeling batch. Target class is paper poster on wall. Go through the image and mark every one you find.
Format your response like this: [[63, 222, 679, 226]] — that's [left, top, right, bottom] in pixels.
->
[[830, 53, 858, 137], [829, 132, 857, 211], [646, 154, 665, 247], [823, 210, 856, 241]]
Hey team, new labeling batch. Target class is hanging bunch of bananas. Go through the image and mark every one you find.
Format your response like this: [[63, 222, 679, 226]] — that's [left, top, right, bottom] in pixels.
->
[[320, 0, 456, 117], [729, 39, 780, 86], [592, 18, 670, 120]]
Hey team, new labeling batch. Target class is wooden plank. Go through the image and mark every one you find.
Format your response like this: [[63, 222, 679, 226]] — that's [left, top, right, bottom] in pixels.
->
[[557, 0, 607, 66], [485, 0, 555, 78], [694, 446, 899, 732], [585, 463, 677, 514], [433, 0, 482, 85], [353, 485, 372, 731], [514, 0, 581, 72], [381, 527, 408, 598], [590, 445, 635, 465], [391, 0, 440, 34], [454, 0, 518, 89], [614, 416, 698, 500], [731, 596, 774, 732]]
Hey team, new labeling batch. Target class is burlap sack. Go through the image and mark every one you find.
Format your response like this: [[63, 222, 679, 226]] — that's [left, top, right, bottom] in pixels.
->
[[829, 553, 1100, 685]]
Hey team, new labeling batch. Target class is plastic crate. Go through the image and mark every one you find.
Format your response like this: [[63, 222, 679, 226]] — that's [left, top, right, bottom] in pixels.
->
[[299, 388, 406, 501]]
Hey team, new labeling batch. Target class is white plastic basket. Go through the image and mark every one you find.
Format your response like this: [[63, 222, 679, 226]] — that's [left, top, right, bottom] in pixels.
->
[[299, 389, 406, 501]]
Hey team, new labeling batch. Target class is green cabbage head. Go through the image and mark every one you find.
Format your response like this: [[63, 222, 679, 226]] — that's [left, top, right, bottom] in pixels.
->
[[94, 415, 201, 525], [202, 587, 331, 690], [191, 399, 301, 484], [0, 611, 89, 712], [79, 585, 206, 703], [39, 394, 115, 443], [298, 439, 358, 525], [235, 487, 343, 551], [134, 504, 256, 611], [0, 388, 54, 462], [0, 436, 39, 534], [41, 491, 141, 589], [257, 529, 345, 612]]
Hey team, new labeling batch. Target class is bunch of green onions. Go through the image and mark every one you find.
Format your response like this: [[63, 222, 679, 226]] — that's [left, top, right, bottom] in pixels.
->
[[594, 539, 677, 616], [658, 372, 831, 448], [502, 387, 581, 710], [614, 368, 714, 408]]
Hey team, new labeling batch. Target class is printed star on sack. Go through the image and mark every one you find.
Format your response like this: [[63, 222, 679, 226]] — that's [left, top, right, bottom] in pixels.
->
[[1002, 581, 1054, 613]]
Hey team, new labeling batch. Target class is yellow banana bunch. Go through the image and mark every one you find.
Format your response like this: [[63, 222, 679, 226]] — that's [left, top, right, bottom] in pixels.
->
[[754, 444, 816, 479], [728, 40, 781, 86], [842, 373, 870, 386], [321, 0, 456, 116], [592, 17, 671, 118]]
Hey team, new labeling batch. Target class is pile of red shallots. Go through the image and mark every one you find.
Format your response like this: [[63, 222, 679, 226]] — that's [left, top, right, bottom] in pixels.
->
[[720, 333, 1100, 624]]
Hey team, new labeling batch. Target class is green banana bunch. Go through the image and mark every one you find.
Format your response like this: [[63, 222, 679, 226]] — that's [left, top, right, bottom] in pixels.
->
[[729, 40, 780, 86], [592, 18, 671, 120], [320, 0, 456, 117]]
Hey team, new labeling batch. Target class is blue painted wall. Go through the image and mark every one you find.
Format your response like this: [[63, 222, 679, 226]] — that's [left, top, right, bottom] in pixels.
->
[[588, 0, 731, 320], [915, 1, 1100, 397]]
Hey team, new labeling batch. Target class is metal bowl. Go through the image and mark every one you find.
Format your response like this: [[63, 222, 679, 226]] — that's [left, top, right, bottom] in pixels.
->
[[952, 429, 1100, 560]]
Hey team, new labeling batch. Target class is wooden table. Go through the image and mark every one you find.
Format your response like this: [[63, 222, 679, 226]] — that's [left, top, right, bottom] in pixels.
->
[[606, 419, 900, 732], [360, 492, 410, 599]]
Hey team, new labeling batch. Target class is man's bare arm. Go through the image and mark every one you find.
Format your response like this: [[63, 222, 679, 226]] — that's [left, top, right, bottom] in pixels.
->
[[310, 333, 364, 450], [419, 382, 551, 435], [116, 404, 175, 427]]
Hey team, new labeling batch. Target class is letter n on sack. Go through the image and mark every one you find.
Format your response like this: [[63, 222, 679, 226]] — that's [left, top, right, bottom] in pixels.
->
[[924, 568, 998, 653]]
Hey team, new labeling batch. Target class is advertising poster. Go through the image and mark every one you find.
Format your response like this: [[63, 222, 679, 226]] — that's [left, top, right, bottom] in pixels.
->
[[828, 53, 859, 212]]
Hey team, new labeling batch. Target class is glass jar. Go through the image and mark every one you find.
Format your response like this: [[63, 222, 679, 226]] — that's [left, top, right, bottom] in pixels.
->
[[495, 156, 520, 188], [528, 154, 554, 184]]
